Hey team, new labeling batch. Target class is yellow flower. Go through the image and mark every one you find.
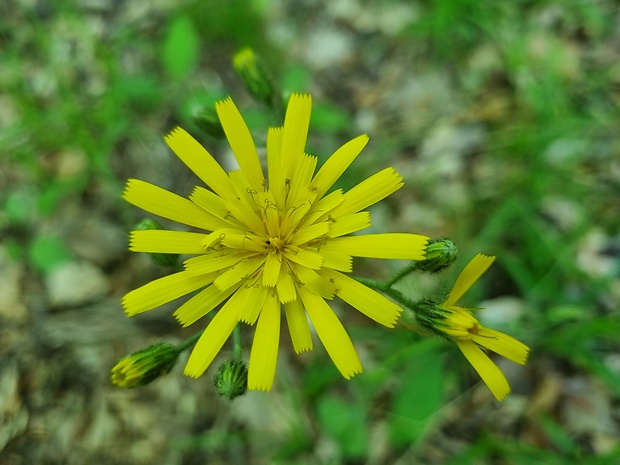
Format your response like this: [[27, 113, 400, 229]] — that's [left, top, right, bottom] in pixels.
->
[[416, 254, 529, 401], [122, 94, 429, 390]]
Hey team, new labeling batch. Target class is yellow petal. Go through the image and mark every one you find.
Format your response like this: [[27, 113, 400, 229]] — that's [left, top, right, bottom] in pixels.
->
[[123, 179, 229, 231], [164, 127, 236, 200], [281, 94, 312, 182], [122, 271, 215, 316], [238, 285, 269, 325], [248, 292, 280, 391], [174, 281, 241, 327], [266, 127, 285, 207], [262, 252, 282, 287], [213, 257, 265, 291], [320, 269, 402, 327], [276, 265, 297, 303], [309, 134, 369, 200], [190, 186, 244, 229], [457, 340, 510, 401], [321, 233, 429, 260], [293, 265, 336, 299], [300, 189, 344, 228], [473, 327, 529, 365], [129, 230, 207, 254], [327, 212, 371, 238], [286, 154, 318, 209], [298, 287, 362, 379], [284, 297, 313, 353], [289, 222, 330, 247], [283, 246, 324, 269], [183, 291, 243, 378], [328, 167, 403, 217], [184, 250, 254, 276], [444, 254, 496, 307], [224, 196, 267, 236], [215, 97, 265, 192], [308, 247, 352, 272]]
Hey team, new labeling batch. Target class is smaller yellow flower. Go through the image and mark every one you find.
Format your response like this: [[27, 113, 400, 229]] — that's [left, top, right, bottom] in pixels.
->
[[416, 254, 529, 401]]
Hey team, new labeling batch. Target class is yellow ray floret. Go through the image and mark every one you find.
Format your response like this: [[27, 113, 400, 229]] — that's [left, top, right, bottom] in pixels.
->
[[322, 233, 428, 260], [216, 97, 265, 192], [130, 230, 207, 254], [123, 179, 230, 231], [298, 287, 362, 379], [248, 293, 280, 391], [164, 128, 237, 200]]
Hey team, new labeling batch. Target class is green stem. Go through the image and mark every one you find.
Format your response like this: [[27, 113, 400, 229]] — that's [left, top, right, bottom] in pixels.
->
[[176, 330, 203, 353], [385, 262, 418, 288], [232, 325, 242, 360]]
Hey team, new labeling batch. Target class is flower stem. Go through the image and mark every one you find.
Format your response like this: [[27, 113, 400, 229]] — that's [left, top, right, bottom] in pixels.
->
[[176, 330, 203, 353], [385, 262, 418, 288], [232, 325, 242, 360]]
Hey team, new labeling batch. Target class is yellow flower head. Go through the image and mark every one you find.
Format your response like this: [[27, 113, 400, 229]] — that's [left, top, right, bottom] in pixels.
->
[[416, 254, 529, 401], [122, 94, 429, 390]]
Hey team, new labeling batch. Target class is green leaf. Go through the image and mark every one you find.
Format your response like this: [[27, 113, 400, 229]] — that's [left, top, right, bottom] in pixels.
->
[[29, 235, 73, 274], [316, 393, 367, 458], [162, 16, 200, 80], [389, 344, 444, 447]]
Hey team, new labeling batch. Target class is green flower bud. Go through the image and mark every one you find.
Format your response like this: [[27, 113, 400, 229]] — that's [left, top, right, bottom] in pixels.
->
[[417, 238, 458, 273], [194, 106, 226, 140], [214, 359, 248, 400], [134, 219, 180, 268], [233, 48, 274, 107], [111, 343, 179, 388]]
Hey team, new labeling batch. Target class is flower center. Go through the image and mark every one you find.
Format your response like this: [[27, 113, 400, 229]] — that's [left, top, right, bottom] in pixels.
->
[[267, 237, 286, 251]]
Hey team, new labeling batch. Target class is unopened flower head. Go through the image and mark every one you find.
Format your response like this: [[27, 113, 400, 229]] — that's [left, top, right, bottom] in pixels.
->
[[416, 237, 458, 273], [214, 359, 248, 400], [111, 343, 179, 388], [416, 254, 529, 401], [233, 48, 274, 107], [122, 94, 429, 391]]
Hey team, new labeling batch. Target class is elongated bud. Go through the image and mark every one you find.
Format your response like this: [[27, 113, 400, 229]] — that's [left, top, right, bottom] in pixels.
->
[[233, 48, 274, 107], [111, 343, 179, 388], [134, 219, 180, 268], [194, 106, 226, 140], [214, 359, 248, 400], [417, 238, 458, 273]]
